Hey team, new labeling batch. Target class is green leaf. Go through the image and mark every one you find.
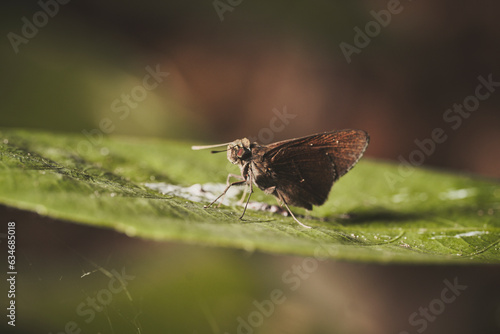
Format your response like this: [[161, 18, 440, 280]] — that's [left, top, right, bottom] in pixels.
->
[[1, 128, 499, 264]]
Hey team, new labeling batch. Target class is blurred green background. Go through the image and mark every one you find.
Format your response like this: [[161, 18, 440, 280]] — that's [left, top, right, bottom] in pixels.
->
[[1, 0, 499, 333]]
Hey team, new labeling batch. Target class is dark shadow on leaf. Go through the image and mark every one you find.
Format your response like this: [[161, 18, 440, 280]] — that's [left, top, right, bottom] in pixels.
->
[[331, 208, 427, 226]]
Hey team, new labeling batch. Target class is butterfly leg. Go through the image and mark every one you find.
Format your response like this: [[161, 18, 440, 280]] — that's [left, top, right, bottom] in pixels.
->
[[205, 179, 246, 208], [239, 175, 253, 220], [217, 173, 245, 207], [229, 173, 249, 205], [277, 191, 312, 229]]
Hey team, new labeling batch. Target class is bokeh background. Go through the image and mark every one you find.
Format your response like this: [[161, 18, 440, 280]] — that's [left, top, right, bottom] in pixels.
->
[[1, 1, 499, 333]]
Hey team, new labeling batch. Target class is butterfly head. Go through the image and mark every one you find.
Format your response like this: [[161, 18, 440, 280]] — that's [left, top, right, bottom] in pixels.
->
[[191, 138, 257, 166], [227, 138, 253, 165]]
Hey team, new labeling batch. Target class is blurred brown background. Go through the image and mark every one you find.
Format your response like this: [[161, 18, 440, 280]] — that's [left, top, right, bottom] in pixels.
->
[[2, 0, 500, 178], [1, 1, 500, 334]]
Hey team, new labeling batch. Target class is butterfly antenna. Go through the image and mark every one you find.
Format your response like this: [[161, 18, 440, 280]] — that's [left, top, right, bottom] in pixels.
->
[[191, 142, 232, 151], [210, 149, 228, 154]]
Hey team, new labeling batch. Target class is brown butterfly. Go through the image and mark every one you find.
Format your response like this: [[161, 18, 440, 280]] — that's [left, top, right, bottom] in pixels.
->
[[192, 129, 369, 228]]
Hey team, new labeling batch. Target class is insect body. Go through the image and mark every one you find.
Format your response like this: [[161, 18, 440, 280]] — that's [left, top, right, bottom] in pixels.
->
[[192, 129, 369, 228]]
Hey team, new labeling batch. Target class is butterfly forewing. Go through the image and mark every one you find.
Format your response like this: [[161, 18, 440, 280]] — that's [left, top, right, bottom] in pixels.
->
[[257, 130, 369, 209]]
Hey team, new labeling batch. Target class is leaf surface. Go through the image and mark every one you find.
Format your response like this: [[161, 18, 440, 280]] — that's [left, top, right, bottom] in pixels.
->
[[1, 128, 498, 264]]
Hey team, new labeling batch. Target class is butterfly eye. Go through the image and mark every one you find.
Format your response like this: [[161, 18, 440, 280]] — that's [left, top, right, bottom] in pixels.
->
[[237, 148, 245, 157]]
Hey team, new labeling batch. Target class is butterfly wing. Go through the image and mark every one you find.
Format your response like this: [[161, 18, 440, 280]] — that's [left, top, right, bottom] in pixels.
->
[[254, 129, 369, 209]]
